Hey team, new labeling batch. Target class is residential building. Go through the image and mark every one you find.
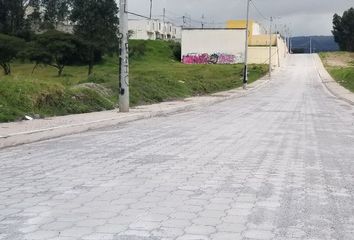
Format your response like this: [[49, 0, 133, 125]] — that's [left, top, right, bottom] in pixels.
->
[[128, 19, 182, 40]]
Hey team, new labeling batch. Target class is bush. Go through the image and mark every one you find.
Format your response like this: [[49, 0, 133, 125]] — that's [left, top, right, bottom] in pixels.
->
[[168, 41, 181, 61], [0, 34, 25, 75], [129, 41, 147, 59]]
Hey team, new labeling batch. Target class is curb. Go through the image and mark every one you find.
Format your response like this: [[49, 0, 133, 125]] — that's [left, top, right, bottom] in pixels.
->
[[0, 77, 270, 149], [314, 54, 354, 106]]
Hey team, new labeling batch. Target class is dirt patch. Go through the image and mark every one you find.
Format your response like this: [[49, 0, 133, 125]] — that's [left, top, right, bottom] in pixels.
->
[[323, 52, 354, 67]]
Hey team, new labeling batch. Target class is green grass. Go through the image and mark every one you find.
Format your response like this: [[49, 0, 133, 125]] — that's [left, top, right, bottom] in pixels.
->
[[0, 40, 268, 122], [319, 52, 354, 93]]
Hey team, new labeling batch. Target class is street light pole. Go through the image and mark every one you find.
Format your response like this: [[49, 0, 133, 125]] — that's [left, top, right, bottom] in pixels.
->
[[149, 0, 152, 19], [119, 0, 129, 112], [269, 16, 273, 78], [243, 0, 251, 89]]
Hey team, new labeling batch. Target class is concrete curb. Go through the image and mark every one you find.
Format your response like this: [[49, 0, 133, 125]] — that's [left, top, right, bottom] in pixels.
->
[[314, 54, 354, 106], [0, 77, 270, 149]]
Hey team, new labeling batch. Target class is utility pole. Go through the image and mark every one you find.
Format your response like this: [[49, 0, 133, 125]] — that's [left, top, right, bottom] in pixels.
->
[[163, 8, 165, 23], [201, 14, 204, 29], [119, 0, 129, 112], [149, 0, 152, 19], [268, 16, 273, 78], [243, 0, 251, 89], [309, 37, 312, 54]]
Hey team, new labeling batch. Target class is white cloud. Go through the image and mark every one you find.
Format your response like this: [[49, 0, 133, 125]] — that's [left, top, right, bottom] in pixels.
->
[[125, 0, 353, 36]]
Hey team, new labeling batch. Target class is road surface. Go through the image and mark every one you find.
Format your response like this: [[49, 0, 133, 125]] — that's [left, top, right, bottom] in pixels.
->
[[0, 55, 354, 240]]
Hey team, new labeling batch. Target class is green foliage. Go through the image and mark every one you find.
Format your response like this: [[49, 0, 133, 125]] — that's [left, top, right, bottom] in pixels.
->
[[330, 67, 354, 92], [27, 30, 81, 76], [168, 41, 181, 61], [0, 0, 26, 35], [0, 40, 268, 122], [129, 41, 147, 59], [42, 0, 70, 29], [0, 33, 25, 75], [70, 0, 119, 75], [332, 8, 354, 52]]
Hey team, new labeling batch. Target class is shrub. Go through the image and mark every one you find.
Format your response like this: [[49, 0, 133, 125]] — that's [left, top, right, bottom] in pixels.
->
[[168, 41, 181, 61], [129, 41, 147, 59], [0, 34, 25, 75]]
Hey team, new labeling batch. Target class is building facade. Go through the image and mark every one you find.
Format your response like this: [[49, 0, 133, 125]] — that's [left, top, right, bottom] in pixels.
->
[[128, 19, 182, 40]]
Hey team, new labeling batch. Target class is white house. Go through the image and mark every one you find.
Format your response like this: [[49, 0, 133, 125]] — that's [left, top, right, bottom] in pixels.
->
[[128, 19, 182, 40]]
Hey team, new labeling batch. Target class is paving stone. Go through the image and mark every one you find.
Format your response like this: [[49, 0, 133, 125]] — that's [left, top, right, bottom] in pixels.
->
[[25, 230, 58, 240], [244, 229, 275, 240], [211, 232, 243, 240], [185, 224, 216, 235], [1, 55, 354, 240]]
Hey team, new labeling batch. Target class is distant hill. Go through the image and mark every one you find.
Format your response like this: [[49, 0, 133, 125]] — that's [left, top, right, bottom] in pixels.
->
[[290, 36, 339, 53]]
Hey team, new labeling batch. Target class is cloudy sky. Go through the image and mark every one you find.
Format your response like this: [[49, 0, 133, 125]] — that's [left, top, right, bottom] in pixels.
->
[[126, 0, 353, 36]]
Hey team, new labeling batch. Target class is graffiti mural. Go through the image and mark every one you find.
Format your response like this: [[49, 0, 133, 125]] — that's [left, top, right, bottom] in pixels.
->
[[182, 53, 243, 64]]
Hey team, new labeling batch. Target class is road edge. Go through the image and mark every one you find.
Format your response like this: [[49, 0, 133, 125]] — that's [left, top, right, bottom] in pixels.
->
[[314, 54, 354, 106], [0, 76, 271, 149]]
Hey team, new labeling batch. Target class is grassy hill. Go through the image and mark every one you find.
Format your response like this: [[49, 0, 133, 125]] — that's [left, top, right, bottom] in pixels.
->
[[319, 52, 354, 92], [0, 40, 267, 122]]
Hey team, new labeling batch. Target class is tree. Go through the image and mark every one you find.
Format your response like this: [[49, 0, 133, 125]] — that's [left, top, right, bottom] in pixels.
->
[[30, 30, 79, 76], [0, 0, 26, 35], [0, 33, 25, 75], [26, 0, 42, 32], [42, 0, 70, 30], [332, 8, 354, 52], [71, 0, 119, 75]]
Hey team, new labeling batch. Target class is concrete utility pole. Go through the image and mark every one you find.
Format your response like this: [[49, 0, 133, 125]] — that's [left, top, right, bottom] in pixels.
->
[[201, 14, 204, 29], [243, 0, 251, 89], [269, 16, 273, 78], [149, 0, 152, 19], [163, 8, 165, 23], [119, 0, 129, 112]]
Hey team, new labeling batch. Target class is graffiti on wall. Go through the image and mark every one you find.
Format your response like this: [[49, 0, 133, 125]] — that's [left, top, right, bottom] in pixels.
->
[[182, 53, 244, 64]]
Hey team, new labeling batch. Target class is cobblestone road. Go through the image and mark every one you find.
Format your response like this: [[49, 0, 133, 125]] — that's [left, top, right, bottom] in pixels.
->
[[1, 55, 354, 240]]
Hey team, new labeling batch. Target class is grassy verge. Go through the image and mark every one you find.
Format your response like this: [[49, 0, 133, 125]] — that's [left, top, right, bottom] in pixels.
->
[[319, 52, 354, 92], [0, 40, 268, 122]]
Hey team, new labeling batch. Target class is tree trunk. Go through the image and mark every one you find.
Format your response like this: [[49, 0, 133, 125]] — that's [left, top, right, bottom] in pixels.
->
[[88, 62, 94, 76], [1, 63, 11, 75], [32, 63, 39, 74], [58, 66, 64, 77], [88, 49, 94, 76]]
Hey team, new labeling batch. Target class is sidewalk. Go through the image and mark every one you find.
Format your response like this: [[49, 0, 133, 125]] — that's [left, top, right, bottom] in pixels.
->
[[0, 77, 270, 149], [314, 54, 354, 105]]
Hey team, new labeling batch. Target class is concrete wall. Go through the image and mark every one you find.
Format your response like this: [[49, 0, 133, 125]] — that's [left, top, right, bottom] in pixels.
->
[[250, 34, 277, 46], [248, 47, 278, 66], [248, 35, 288, 67], [181, 29, 246, 64]]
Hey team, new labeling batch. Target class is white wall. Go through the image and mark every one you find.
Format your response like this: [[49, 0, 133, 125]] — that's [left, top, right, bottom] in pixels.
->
[[181, 29, 246, 64]]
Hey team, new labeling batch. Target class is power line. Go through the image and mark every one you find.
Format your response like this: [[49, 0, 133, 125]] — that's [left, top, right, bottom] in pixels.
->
[[126, 11, 150, 19], [250, 0, 268, 21]]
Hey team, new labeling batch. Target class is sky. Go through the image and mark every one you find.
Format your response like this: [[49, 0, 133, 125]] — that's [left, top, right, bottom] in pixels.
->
[[125, 0, 353, 36]]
